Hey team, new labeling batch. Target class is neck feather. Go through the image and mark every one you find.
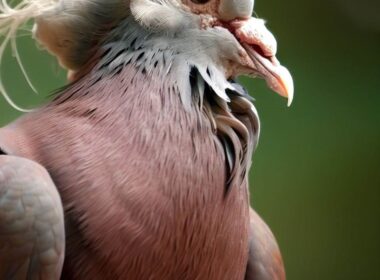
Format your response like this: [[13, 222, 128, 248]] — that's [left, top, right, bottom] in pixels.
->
[[57, 17, 261, 190]]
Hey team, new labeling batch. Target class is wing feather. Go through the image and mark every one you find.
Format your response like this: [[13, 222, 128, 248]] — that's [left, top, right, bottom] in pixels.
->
[[0, 155, 65, 279], [245, 208, 286, 280]]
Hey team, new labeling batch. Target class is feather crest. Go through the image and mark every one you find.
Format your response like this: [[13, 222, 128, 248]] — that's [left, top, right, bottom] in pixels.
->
[[0, 0, 57, 111], [0, 0, 129, 111]]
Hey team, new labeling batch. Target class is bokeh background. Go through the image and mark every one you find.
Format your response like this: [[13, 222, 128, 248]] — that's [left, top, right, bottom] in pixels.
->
[[0, 0, 379, 279]]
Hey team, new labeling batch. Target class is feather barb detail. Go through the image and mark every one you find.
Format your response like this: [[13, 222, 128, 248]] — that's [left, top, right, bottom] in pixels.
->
[[0, 0, 56, 111]]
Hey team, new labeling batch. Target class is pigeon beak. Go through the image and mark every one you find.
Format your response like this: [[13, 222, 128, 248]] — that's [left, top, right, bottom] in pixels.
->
[[243, 44, 294, 106], [229, 18, 294, 106]]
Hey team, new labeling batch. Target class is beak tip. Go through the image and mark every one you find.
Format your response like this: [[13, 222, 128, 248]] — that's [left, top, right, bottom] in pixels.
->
[[287, 98, 293, 107], [286, 83, 294, 107], [278, 66, 294, 107]]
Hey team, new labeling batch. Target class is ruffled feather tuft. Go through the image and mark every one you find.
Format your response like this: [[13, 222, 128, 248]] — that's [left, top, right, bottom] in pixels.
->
[[0, 0, 129, 111], [0, 0, 57, 111]]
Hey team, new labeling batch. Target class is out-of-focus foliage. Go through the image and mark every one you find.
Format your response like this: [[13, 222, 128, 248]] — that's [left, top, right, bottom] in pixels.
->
[[0, 0, 379, 279]]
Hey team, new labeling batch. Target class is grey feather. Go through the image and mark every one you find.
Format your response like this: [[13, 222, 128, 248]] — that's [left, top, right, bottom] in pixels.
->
[[0, 155, 65, 279]]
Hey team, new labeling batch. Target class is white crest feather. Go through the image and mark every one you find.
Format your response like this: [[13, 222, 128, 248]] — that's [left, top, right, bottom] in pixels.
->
[[0, 0, 129, 111], [0, 0, 57, 111]]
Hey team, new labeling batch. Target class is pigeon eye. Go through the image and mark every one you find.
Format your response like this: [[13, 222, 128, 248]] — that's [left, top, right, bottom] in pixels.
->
[[191, 0, 210, 4]]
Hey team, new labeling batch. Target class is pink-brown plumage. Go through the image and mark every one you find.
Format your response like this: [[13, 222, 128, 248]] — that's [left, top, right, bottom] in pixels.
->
[[0, 0, 290, 278], [1, 65, 251, 278]]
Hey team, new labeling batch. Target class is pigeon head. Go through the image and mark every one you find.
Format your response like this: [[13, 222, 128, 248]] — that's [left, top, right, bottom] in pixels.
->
[[0, 0, 293, 107], [130, 0, 294, 105]]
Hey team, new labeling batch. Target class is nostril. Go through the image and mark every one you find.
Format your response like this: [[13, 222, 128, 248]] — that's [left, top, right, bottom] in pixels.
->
[[0, 147, 7, 155], [251, 44, 271, 59]]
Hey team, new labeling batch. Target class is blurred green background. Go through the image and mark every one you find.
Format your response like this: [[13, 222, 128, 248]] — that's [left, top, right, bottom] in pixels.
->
[[0, 0, 379, 279]]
